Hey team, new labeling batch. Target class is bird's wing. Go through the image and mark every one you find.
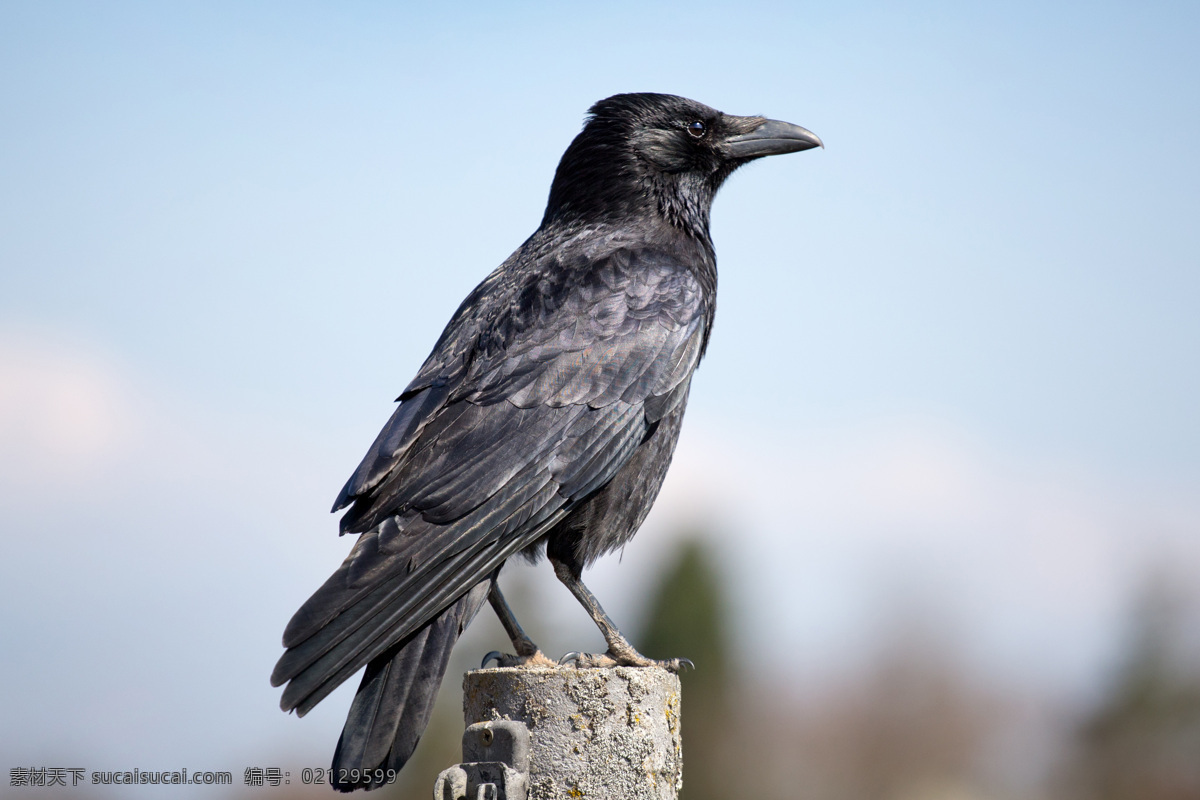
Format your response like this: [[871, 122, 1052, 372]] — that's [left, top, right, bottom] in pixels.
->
[[272, 245, 706, 714]]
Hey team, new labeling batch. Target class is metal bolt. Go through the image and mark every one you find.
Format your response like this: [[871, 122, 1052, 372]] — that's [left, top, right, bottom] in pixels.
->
[[481, 726, 494, 746]]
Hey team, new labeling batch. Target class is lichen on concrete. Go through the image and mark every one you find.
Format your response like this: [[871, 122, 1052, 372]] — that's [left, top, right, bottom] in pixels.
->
[[463, 666, 683, 800]]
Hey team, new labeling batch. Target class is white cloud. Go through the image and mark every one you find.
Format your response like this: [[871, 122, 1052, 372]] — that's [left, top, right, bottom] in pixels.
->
[[0, 330, 350, 773], [0, 333, 143, 479]]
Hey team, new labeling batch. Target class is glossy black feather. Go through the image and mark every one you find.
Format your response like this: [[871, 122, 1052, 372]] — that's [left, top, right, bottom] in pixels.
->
[[330, 579, 491, 791], [272, 248, 707, 706]]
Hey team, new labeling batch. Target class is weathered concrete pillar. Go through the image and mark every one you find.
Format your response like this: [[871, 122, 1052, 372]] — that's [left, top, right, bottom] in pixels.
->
[[460, 666, 682, 800]]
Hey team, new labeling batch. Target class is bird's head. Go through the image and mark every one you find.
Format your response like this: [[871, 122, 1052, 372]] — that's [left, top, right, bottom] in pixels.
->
[[542, 93, 822, 238]]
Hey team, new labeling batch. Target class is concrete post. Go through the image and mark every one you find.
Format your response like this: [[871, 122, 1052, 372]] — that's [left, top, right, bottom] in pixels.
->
[[456, 666, 682, 800]]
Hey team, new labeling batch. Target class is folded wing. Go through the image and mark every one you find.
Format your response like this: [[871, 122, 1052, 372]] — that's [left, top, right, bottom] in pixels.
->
[[272, 244, 708, 716]]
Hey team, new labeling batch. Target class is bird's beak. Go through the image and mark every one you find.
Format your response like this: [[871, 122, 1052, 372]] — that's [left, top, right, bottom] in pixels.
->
[[723, 118, 824, 158]]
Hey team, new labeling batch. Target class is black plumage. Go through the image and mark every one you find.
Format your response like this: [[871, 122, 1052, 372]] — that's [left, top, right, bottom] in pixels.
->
[[272, 92, 821, 791]]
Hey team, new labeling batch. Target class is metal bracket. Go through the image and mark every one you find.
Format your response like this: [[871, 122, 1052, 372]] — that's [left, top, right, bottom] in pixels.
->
[[434, 720, 530, 800]]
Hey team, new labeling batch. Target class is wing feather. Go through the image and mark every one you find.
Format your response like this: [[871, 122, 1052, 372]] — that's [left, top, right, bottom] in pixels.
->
[[276, 242, 710, 715]]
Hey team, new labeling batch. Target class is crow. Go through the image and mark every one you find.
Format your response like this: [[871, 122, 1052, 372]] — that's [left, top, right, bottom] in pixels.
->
[[272, 92, 821, 791]]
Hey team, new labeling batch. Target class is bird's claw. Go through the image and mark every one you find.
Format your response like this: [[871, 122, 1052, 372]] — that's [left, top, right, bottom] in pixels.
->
[[480, 649, 558, 669], [556, 650, 693, 672], [559, 651, 617, 669]]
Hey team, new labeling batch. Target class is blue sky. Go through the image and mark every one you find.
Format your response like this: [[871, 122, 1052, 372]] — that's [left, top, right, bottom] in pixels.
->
[[2, 0, 1198, 787]]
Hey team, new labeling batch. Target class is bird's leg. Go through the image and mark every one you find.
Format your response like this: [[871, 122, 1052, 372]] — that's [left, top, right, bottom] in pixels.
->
[[480, 582, 557, 668], [489, 582, 539, 657], [550, 556, 692, 673]]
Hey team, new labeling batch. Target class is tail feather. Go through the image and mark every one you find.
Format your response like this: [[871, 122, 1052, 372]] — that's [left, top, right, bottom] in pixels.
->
[[329, 578, 490, 792]]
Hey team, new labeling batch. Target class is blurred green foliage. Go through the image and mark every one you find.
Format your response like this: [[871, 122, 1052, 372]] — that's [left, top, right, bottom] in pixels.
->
[[639, 536, 734, 800], [1062, 581, 1200, 800]]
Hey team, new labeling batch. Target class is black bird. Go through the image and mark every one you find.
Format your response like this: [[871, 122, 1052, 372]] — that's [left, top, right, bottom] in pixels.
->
[[272, 93, 821, 791]]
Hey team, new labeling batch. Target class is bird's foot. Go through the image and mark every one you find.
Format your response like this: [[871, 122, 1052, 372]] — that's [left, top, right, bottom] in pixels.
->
[[480, 649, 558, 669], [557, 649, 694, 673]]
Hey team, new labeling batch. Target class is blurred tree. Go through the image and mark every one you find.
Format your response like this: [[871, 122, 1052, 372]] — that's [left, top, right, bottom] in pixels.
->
[[1062, 578, 1200, 800], [639, 535, 734, 800]]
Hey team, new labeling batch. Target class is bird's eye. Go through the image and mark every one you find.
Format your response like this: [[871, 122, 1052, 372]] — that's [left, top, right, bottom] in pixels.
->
[[686, 120, 706, 138]]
